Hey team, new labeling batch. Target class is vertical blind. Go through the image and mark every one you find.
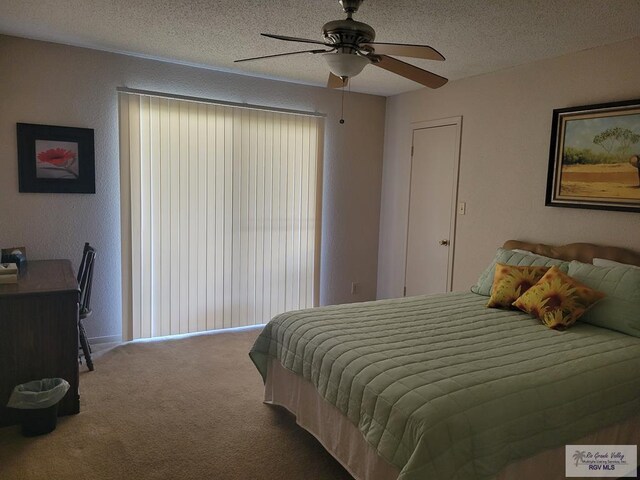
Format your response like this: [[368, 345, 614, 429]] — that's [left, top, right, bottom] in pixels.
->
[[119, 91, 323, 340]]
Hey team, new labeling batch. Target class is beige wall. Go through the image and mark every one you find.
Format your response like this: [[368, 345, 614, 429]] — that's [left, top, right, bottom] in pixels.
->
[[0, 35, 386, 341], [378, 37, 640, 299]]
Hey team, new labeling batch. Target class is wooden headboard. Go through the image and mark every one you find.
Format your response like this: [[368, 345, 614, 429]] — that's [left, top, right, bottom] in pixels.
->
[[503, 240, 640, 267]]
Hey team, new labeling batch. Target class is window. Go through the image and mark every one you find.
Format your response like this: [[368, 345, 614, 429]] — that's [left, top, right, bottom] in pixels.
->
[[119, 91, 323, 340]]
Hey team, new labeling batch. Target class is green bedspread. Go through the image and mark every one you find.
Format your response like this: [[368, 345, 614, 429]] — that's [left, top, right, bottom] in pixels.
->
[[249, 292, 640, 479]]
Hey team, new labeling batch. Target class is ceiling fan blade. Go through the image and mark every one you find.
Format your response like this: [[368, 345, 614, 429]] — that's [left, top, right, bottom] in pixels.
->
[[374, 55, 448, 89], [261, 33, 329, 46], [362, 42, 445, 61], [327, 73, 349, 89], [235, 49, 330, 63]]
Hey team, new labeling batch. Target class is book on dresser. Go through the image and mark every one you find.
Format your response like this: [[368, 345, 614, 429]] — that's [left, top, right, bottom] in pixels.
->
[[0, 263, 18, 283]]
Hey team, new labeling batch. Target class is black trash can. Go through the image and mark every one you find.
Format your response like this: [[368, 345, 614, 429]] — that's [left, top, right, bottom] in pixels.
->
[[20, 404, 60, 436], [6, 378, 70, 437]]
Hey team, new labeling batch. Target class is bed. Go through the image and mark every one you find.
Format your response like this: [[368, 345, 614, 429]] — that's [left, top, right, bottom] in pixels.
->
[[249, 241, 640, 479]]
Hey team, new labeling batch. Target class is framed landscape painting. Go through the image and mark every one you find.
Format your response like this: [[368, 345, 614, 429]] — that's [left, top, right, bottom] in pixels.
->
[[17, 123, 95, 193], [546, 99, 640, 213]]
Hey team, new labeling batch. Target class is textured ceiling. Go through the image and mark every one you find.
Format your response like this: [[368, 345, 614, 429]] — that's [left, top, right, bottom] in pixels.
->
[[1, 0, 640, 96]]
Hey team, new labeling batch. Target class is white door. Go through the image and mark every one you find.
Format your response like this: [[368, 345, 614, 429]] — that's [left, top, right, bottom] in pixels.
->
[[405, 122, 460, 296]]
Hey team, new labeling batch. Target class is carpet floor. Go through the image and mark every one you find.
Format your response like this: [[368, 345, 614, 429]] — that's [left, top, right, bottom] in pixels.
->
[[0, 328, 353, 480]]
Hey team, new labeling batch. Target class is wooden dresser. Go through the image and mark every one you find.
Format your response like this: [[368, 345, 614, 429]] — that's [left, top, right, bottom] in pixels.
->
[[0, 260, 80, 426]]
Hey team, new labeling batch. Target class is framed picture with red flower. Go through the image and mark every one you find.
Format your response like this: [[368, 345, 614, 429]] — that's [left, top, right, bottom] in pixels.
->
[[17, 123, 95, 193]]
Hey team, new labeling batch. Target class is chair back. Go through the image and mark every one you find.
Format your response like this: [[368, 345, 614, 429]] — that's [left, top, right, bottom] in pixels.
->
[[77, 243, 96, 316]]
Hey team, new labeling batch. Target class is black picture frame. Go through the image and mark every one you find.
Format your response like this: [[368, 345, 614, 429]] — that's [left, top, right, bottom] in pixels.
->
[[546, 98, 640, 213], [17, 123, 95, 194]]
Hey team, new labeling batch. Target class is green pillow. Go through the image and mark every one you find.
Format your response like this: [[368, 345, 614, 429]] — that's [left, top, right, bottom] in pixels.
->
[[471, 248, 569, 296], [568, 260, 640, 337]]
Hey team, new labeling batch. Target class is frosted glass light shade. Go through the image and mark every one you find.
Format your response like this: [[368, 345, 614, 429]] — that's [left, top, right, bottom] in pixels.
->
[[323, 53, 369, 78]]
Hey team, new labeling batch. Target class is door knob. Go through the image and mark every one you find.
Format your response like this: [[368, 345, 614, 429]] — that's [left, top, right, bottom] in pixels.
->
[[439, 240, 449, 246]]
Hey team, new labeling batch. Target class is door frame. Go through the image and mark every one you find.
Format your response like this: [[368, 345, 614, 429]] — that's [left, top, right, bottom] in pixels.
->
[[403, 116, 462, 294]]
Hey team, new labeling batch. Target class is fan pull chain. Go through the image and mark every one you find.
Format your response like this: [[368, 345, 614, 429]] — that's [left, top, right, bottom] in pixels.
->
[[339, 81, 345, 124]]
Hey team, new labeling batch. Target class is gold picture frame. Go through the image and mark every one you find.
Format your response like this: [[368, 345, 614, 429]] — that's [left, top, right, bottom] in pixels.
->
[[546, 99, 640, 213]]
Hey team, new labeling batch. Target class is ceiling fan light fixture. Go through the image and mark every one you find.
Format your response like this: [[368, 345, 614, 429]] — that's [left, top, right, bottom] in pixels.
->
[[238, 1, 449, 90], [323, 52, 369, 79]]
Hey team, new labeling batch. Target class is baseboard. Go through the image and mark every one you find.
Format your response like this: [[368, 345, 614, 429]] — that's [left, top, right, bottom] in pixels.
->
[[89, 325, 263, 345], [88, 334, 122, 345]]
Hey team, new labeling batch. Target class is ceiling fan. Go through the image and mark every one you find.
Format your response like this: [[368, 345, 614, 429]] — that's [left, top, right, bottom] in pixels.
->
[[235, 0, 448, 89]]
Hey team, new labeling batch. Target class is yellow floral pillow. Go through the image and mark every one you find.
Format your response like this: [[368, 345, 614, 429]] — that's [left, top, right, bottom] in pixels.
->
[[487, 264, 550, 309], [512, 266, 605, 330]]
